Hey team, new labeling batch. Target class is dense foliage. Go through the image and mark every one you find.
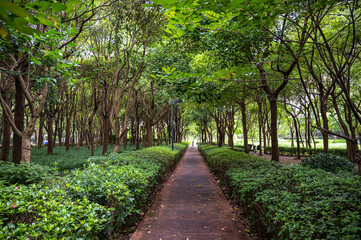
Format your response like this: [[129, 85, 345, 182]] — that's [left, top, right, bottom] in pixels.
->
[[199, 145, 361, 239], [265, 146, 348, 158], [301, 153, 355, 173], [0, 143, 188, 239]]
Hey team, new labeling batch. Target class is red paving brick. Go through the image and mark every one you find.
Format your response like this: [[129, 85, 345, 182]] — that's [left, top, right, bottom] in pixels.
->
[[130, 146, 251, 240]]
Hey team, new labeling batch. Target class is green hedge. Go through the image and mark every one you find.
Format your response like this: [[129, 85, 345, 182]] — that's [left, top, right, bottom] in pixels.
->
[[199, 145, 361, 239], [0, 142, 188, 239], [265, 146, 348, 158]]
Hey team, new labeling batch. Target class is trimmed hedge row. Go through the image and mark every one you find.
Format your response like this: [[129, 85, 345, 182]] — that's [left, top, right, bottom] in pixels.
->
[[265, 146, 348, 158], [0, 142, 188, 239], [199, 145, 361, 240]]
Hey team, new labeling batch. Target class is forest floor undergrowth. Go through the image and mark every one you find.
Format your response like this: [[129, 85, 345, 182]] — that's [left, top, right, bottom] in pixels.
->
[[254, 152, 305, 165]]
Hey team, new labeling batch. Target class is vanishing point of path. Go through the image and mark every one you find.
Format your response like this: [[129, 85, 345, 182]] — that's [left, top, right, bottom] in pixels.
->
[[130, 146, 250, 240]]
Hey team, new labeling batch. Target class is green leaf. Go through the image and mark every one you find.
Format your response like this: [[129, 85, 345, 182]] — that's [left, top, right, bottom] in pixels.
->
[[141, 3, 153, 8], [14, 17, 27, 27], [0, 1, 31, 18], [186, 24, 194, 32], [66, 0, 79, 12], [164, 28, 173, 35], [176, 28, 185, 37], [166, 24, 177, 30], [37, 16, 54, 26], [0, 26, 7, 38], [39, 1, 52, 10], [52, 3, 66, 12], [18, 26, 39, 35]]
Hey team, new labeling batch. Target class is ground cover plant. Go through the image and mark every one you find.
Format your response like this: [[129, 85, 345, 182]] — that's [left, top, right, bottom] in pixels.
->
[[0, 144, 146, 186], [265, 146, 348, 158], [199, 145, 361, 239], [30, 144, 146, 172], [301, 153, 355, 173], [0, 142, 188, 239]]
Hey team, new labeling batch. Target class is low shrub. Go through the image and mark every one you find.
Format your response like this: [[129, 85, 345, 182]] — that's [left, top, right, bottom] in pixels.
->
[[0, 161, 55, 185], [30, 144, 146, 172], [0, 142, 189, 239], [65, 142, 188, 236], [0, 183, 110, 239], [199, 145, 361, 239], [301, 153, 355, 173], [265, 146, 348, 158]]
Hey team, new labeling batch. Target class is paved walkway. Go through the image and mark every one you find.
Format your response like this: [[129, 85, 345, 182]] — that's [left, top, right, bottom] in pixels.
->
[[130, 146, 250, 240]]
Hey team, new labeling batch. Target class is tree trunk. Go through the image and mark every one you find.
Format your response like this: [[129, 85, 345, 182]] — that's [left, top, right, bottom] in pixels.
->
[[65, 115, 71, 150], [290, 124, 294, 147], [47, 116, 54, 154], [21, 134, 31, 163], [257, 100, 263, 155], [240, 98, 249, 154], [12, 77, 25, 164], [320, 93, 329, 153], [38, 113, 44, 149], [1, 95, 11, 161], [53, 116, 58, 149], [89, 120, 95, 156], [269, 97, 279, 161], [263, 121, 267, 154], [102, 118, 109, 155], [147, 119, 153, 147], [293, 117, 301, 159]]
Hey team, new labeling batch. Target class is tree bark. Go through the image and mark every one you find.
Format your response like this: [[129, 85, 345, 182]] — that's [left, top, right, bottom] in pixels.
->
[[47, 115, 54, 155], [239, 98, 249, 154], [37, 113, 44, 149], [12, 76, 25, 164], [102, 118, 109, 155], [257, 100, 263, 155], [269, 97, 279, 161], [1, 95, 11, 161]]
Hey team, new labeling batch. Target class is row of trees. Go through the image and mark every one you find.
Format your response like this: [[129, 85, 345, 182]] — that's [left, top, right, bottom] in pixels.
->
[[0, 0, 186, 164], [1, 0, 361, 175], [148, 0, 361, 174]]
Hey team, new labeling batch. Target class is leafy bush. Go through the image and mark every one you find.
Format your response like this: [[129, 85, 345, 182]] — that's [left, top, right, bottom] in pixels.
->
[[301, 153, 355, 173], [63, 142, 188, 236], [0, 161, 55, 185], [30, 144, 146, 172], [199, 145, 361, 239], [0, 142, 188, 239], [265, 146, 348, 158], [0, 183, 110, 239]]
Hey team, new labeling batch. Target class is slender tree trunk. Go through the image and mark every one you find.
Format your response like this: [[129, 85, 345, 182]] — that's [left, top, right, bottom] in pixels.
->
[[65, 115, 71, 150], [269, 97, 279, 161], [53, 116, 58, 149], [263, 121, 267, 154], [47, 116, 54, 155], [1, 95, 11, 161], [102, 118, 109, 155], [258, 100, 263, 155], [89, 120, 95, 156], [12, 77, 25, 164], [21, 134, 31, 163], [293, 117, 301, 159], [135, 120, 140, 150], [147, 119, 153, 147], [240, 98, 249, 154], [320, 92, 329, 153]]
